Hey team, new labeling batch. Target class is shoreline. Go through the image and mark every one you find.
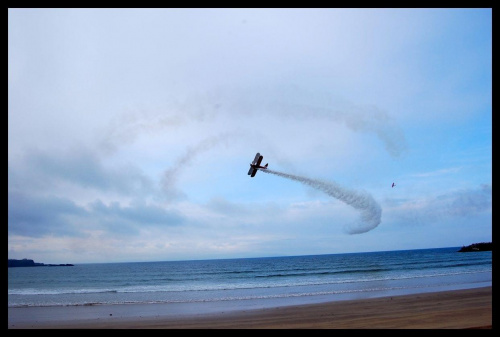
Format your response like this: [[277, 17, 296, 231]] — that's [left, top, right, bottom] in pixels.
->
[[8, 286, 492, 329]]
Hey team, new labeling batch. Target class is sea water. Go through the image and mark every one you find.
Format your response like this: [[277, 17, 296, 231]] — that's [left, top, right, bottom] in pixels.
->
[[8, 247, 492, 310]]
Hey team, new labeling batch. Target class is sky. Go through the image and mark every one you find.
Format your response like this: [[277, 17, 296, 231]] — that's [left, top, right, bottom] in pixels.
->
[[8, 8, 492, 264]]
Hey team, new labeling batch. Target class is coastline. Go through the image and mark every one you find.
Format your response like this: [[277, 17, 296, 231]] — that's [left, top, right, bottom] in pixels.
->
[[8, 286, 492, 329]]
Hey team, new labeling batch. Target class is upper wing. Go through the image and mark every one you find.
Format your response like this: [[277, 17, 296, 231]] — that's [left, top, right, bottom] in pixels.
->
[[256, 155, 263, 166], [250, 168, 258, 177], [252, 152, 261, 165]]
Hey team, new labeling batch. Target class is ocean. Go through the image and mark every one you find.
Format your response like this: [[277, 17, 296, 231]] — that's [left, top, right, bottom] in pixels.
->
[[8, 247, 492, 312]]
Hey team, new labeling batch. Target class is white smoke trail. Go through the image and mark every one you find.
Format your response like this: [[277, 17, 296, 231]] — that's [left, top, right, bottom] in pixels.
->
[[261, 169, 382, 234], [161, 133, 236, 200]]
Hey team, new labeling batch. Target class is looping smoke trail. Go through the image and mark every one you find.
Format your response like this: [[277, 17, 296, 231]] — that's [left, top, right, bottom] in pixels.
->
[[261, 169, 382, 234], [161, 133, 236, 199]]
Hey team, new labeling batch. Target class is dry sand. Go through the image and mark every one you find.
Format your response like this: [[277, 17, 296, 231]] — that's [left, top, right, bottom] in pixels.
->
[[8, 286, 492, 329]]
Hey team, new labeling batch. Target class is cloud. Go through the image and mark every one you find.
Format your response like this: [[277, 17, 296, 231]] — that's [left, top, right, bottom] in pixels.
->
[[9, 145, 155, 198], [8, 191, 86, 237], [446, 184, 492, 217], [410, 167, 462, 178], [8, 191, 185, 239], [88, 199, 185, 233], [387, 184, 492, 225]]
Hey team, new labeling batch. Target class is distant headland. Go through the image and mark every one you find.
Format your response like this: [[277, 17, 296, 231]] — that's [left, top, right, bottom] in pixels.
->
[[8, 258, 74, 268], [457, 242, 492, 252]]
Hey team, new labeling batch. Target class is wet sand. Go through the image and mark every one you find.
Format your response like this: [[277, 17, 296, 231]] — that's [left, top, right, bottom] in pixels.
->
[[8, 286, 492, 329]]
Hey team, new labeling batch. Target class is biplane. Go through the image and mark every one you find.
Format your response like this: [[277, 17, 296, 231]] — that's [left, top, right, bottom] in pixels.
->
[[248, 152, 268, 177]]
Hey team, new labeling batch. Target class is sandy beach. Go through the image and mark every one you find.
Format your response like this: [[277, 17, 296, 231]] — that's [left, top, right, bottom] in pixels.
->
[[8, 286, 491, 329]]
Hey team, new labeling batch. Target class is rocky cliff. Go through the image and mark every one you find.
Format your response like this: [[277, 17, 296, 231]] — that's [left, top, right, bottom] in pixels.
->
[[457, 242, 492, 252], [8, 258, 74, 267]]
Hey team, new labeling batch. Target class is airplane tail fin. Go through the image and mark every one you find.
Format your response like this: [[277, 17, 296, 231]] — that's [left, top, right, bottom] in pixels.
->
[[264, 163, 268, 168]]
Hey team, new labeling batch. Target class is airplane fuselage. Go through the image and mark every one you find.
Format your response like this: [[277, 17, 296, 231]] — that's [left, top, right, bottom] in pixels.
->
[[250, 163, 268, 170]]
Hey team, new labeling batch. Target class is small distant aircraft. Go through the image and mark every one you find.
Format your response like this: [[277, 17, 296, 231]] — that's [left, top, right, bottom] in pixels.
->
[[392, 182, 396, 188], [248, 152, 268, 177]]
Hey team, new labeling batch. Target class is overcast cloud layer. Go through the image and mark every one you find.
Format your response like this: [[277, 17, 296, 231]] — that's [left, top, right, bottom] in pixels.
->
[[9, 8, 491, 263]]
